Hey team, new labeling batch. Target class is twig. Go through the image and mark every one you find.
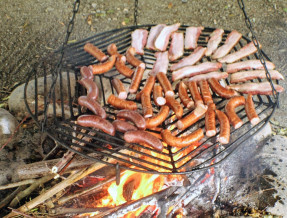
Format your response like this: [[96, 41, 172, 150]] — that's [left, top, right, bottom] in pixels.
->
[[0, 179, 35, 191], [0, 185, 28, 209], [7, 207, 34, 218], [49, 207, 114, 215]]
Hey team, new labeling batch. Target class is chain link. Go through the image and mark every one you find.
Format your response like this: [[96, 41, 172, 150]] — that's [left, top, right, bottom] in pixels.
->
[[237, 0, 278, 101], [134, 0, 139, 26]]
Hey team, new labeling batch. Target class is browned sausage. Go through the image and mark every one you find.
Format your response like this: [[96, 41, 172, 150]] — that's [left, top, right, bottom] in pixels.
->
[[225, 96, 246, 129], [84, 43, 108, 62], [112, 78, 127, 100], [117, 109, 146, 130], [215, 110, 230, 144], [161, 128, 204, 148], [107, 94, 137, 110], [145, 105, 170, 129], [76, 115, 115, 136], [141, 92, 153, 118], [153, 85, 166, 106], [156, 72, 174, 97], [78, 78, 99, 101], [165, 95, 183, 119], [176, 103, 207, 130], [187, 81, 203, 106], [208, 78, 239, 99], [205, 103, 216, 137], [178, 81, 194, 109], [112, 120, 137, 133], [199, 80, 213, 105], [126, 47, 143, 67], [80, 66, 94, 80], [245, 94, 260, 125], [129, 63, 145, 94], [115, 55, 134, 78], [124, 130, 163, 151], [78, 96, 106, 119], [135, 75, 156, 102], [90, 55, 116, 75], [107, 43, 120, 56]]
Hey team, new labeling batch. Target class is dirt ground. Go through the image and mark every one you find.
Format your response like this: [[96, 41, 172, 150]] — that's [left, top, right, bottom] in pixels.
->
[[0, 0, 286, 216]]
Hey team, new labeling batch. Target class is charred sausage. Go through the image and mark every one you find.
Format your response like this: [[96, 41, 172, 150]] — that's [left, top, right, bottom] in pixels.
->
[[107, 94, 137, 110], [117, 109, 146, 130]]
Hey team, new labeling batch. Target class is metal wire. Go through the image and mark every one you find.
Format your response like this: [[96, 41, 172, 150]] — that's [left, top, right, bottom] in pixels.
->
[[134, 0, 139, 26]]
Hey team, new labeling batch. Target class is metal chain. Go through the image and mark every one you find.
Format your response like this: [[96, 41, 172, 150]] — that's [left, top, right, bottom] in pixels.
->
[[134, 0, 139, 26], [42, 0, 80, 130], [237, 0, 278, 102]]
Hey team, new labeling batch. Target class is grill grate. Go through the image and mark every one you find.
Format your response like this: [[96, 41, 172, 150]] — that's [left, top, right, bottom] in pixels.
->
[[24, 25, 279, 175]]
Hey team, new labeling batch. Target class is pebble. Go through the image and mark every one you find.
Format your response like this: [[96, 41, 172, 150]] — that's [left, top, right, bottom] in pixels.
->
[[123, 8, 129, 14], [182, 0, 187, 2], [92, 3, 97, 9]]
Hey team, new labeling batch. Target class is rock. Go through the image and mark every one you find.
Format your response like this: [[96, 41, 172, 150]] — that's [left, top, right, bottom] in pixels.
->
[[0, 108, 20, 148]]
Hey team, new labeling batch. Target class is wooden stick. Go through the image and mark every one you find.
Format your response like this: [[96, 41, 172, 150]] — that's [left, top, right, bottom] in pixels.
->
[[49, 207, 114, 216], [0, 179, 35, 191], [0, 185, 28, 209]]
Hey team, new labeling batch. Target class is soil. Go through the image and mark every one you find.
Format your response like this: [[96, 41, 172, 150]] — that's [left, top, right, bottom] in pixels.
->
[[0, 0, 286, 216]]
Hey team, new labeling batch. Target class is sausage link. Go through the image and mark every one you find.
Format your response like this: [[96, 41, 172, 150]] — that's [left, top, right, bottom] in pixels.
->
[[112, 120, 137, 133], [76, 115, 115, 136], [176, 103, 207, 130], [225, 96, 246, 129], [153, 85, 166, 106], [161, 128, 204, 148], [178, 81, 194, 109], [78, 96, 107, 119], [117, 109, 146, 130], [165, 95, 183, 119], [78, 78, 99, 101], [205, 103, 216, 137], [156, 72, 174, 97], [124, 130, 163, 151], [107, 94, 137, 110], [126, 47, 143, 67], [90, 55, 116, 75], [141, 92, 153, 118], [107, 43, 120, 56], [80, 66, 94, 80], [135, 75, 156, 101], [245, 94, 260, 125], [187, 81, 203, 106], [215, 110, 230, 144], [129, 63, 145, 94], [208, 78, 239, 99], [115, 55, 134, 78], [84, 43, 108, 62], [145, 105, 170, 129], [112, 78, 127, 100], [199, 80, 213, 105]]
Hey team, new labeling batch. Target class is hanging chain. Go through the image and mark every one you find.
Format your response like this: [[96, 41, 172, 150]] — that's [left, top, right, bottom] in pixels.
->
[[237, 0, 278, 102], [134, 0, 139, 26], [42, 0, 80, 130]]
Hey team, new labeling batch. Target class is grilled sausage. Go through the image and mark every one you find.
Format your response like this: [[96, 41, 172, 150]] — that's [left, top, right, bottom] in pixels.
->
[[107, 43, 120, 56], [107, 94, 137, 110], [124, 130, 163, 151], [80, 66, 94, 80], [153, 85, 166, 106], [176, 103, 207, 130], [215, 110, 230, 144], [126, 47, 143, 67], [208, 78, 239, 99], [78, 96, 106, 119], [117, 110, 146, 130], [135, 75, 156, 101], [129, 63, 145, 94], [199, 80, 213, 105], [141, 92, 153, 118], [178, 81, 194, 109], [145, 105, 170, 129], [165, 95, 183, 119], [76, 115, 115, 136], [112, 78, 127, 100], [156, 72, 174, 97], [112, 120, 137, 133], [161, 128, 204, 148], [115, 55, 134, 78], [225, 96, 246, 129], [205, 103, 216, 137], [84, 43, 108, 62], [245, 94, 260, 125], [187, 81, 203, 106], [78, 78, 99, 101], [90, 55, 116, 75]]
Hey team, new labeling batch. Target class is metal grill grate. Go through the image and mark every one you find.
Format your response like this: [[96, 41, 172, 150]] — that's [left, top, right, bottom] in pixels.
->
[[24, 25, 279, 175]]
